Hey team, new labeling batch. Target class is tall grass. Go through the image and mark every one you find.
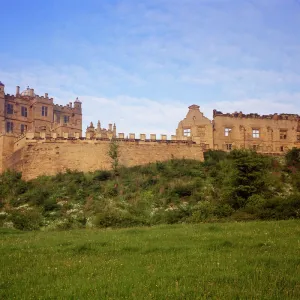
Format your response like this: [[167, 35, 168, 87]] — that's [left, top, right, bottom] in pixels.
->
[[0, 220, 299, 299]]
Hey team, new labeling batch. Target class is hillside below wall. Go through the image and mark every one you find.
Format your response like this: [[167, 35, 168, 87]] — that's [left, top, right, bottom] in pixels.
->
[[5, 140, 203, 180]]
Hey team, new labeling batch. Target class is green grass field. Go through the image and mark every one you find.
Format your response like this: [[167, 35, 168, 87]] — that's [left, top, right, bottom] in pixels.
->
[[1, 220, 300, 299]]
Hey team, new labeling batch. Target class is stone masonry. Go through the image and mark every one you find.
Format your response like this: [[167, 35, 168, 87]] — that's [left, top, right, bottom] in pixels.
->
[[0, 80, 300, 179]]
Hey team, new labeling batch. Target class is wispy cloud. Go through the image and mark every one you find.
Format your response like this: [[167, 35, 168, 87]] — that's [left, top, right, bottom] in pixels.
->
[[1, 0, 300, 136]]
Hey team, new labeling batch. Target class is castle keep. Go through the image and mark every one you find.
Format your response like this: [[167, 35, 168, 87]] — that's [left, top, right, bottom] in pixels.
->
[[0, 81, 299, 179]]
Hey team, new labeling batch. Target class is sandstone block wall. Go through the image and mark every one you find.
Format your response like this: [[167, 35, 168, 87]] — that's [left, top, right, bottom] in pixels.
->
[[5, 139, 203, 180]]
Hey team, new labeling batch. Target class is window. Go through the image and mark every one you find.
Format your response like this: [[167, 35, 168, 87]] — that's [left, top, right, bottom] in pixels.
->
[[183, 128, 191, 137], [252, 129, 260, 138], [297, 135, 300, 141], [21, 124, 27, 134], [6, 122, 13, 133], [224, 128, 232, 137], [21, 106, 28, 117], [252, 145, 259, 151], [64, 115, 70, 123], [42, 106, 48, 117], [280, 130, 287, 140], [280, 146, 284, 152], [226, 143, 232, 151], [7, 103, 13, 114]]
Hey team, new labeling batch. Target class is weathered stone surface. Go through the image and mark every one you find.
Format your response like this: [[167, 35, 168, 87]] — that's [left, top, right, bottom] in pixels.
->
[[5, 139, 203, 180]]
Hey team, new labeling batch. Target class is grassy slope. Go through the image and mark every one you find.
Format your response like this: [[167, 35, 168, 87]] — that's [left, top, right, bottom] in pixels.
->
[[1, 220, 300, 299], [2, 151, 300, 230]]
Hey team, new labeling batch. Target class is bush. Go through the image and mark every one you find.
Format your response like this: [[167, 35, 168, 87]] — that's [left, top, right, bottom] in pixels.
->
[[9, 209, 42, 231], [92, 170, 112, 181], [93, 210, 146, 228], [187, 201, 217, 222], [43, 198, 59, 212]]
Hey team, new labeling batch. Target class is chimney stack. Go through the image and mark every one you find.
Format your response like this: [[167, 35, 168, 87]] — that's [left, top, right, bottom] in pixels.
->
[[45, 93, 48, 98], [69, 102, 72, 108], [30, 88, 34, 97], [16, 86, 20, 96], [109, 123, 112, 131]]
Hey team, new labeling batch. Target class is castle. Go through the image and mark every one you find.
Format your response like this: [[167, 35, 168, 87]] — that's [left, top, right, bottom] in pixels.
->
[[0, 81, 299, 179]]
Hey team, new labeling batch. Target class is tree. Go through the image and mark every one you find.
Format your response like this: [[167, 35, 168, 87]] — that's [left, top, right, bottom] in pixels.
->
[[108, 140, 119, 176]]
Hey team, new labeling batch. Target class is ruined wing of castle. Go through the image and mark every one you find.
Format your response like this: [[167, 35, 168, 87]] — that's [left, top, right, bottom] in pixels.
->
[[0, 81, 300, 179]]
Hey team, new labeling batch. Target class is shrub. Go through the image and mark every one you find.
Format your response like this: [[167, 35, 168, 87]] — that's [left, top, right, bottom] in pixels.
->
[[43, 198, 59, 212], [187, 201, 216, 222], [92, 170, 112, 181], [9, 209, 42, 231], [93, 210, 146, 228], [285, 148, 300, 170]]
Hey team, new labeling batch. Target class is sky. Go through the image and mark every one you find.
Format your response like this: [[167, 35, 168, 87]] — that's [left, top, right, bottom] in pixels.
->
[[1, 0, 300, 136]]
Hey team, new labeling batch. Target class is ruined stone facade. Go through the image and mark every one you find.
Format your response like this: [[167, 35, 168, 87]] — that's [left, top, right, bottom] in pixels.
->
[[175, 105, 300, 153], [0, 80, 299, 179]]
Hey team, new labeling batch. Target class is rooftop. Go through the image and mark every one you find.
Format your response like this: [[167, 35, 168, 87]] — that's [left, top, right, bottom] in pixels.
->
[[21, 86, 35, 97]]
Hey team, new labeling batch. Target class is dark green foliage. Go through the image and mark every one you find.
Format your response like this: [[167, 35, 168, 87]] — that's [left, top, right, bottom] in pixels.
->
[[92, 170, 112, 181], [9, 209, 42, 231], [108, 140, 119, 175], [1, 149, 300, 230], [285, 148, 300, 170], [203, 150, 228, 166]]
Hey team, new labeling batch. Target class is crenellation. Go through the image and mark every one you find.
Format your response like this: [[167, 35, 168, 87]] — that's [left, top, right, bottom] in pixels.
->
[[213, 109, 300, 120], [1, 79, 300, 179]]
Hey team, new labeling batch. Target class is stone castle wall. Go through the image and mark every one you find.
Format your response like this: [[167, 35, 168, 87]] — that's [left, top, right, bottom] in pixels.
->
[[5, 137, 203, 180]]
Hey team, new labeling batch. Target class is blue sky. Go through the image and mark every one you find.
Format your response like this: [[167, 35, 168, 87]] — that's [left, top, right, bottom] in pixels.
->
[[1, 0, 300, 136]]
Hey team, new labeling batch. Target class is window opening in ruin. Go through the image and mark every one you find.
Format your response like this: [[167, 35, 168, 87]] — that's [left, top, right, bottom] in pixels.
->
[[226, 143, 232, 150], [6, 121, 13, 133], [252, 145, 259, 151], [280, 146, 284, 152], [184, 128, 191, 137], [7, 103, 13, 114], [64, 115, 70, 123], [42, 106, 48, 117], [21, 106, 28, 117], [252, 129, 260, 138], [280, 129, 287, 140], [224, 128, 231, 136], [21, 124, 27, 134], [298, 135, 300, 141]]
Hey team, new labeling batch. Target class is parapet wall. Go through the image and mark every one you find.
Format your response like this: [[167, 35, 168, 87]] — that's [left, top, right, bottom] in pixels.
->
[[5, 136, 203, 180], [213, 109, 300, 121]]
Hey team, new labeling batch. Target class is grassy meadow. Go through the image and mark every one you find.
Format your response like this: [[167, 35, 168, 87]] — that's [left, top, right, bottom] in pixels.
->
[[1, 220, 300, 299]]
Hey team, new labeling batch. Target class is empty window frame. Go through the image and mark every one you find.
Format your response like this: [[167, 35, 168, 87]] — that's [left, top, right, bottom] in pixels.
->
[[21, 124, 28, 134], [183, 128, 191, 137], [224, 128, 232, 137], [6, 121, 13, 133], [252, 129, 260, 138], [42, 106, 48, 117], [226, 143, 232, 151], [280, 129, 287, 140], [21, 106, 28, 117], [297, 135, 300, 141], [7, 103, 13, 114]]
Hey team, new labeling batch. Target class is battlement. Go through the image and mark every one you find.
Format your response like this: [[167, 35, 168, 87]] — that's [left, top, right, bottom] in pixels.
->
[[4, 94, 16, 100], [54, 101, 81, 112], [213, 109, 300, 120], [5, 93, 54, 103], [21, 131, 196, 145]]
